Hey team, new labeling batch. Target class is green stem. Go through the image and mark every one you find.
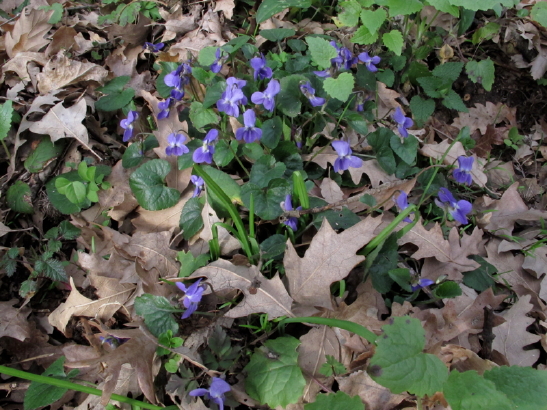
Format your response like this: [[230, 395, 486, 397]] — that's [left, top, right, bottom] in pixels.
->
[[0, 365, 164, 410], [1, 139, 11, 159], [282, 317, 377, 344]]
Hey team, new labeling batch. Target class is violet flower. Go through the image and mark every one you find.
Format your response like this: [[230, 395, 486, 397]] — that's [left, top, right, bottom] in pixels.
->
[[164, 63, 191, 101], [236, 109, 262, 143], [165, 133, 189, 157], [411, 278, 435, 292], [143, 42, 164, 52], [210, 48, 224, 73], [251, 79, 280, 112], [393, 107, 414, 138], [358, 52, 381, 72], [453, 156, 474, 186], [157, 98, 173, 120], [189, 377, 231, 410], [193, 129, 218, 164], [250, 53, 273, 80], [120, 110, 138, 142], [300, 82, 325, 107], [331, 41, 357, 71], [281, 194, 301, 231], [176, 278, 206, 319], [191, 175, 205, 197], [332, 140, 363, 172], [435, 187, 472, 225], [313, 69, 331, 78], [395, 191, 413, 223], [217, 78, 247, 117]]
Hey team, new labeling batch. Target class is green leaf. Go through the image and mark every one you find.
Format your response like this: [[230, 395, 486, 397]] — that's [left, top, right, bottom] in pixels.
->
[[471, 22, 501, 44], [261, 117, 283, 149], [336, 0, 362, 27], [129, 159, 180, 211], [46, 172, 88, 214], [213, 140, 235, 167], [355, 64, 377, 90], [360, 8, 387, 35], [198, 46, 219, 66], [323, 72, 355, 102], [39, 3, 63, 24], [409, 95, 435, 122], [382, 30, 404, 55], [177, 251, 209, 277], [376, 68, 394, 87], [58, 220, 81, 240], [306, 36, 338, 70], [222, 35, 251, 54], [277, 74, 307, 117], [483, 366, 547, 410], [313, 207, 360, 230], [0, 100, 14, 141], [272, 141, 303, 175], [360, 193, 377, 207], [444, 370, 512, 410], [532, 1, 547, 27], [201, 165, 242, 204], [260, 234, 287, 260], [463, 255, 496, 291], [20, 279, 39, 298], [244, 336, 306, 407], [24, 137, 65, 173], [134, 294, 179, 337], [432, 62, 464, 82], [24, 357, 78, 410], [250, 155, 287, 188], [417, 76, 444, 98], [432, 281, 462, 298], [118, 2, 140, 25], [56, 179, 87, 205], [180, 197, 204, 240], [260, 28, 296, 42], [7, 181, 34, 214], [242, 142, 265, 161], [192, 67, 216, 85], [367, 233, 398, 293], [156, 62, 180, 98], [122, 136, 159, 168], [390, 134, 418, 165], [256, 0, 312, 24], [442, 89, 468, 112], [305, 391, 364, 410], [96, 76, 130, 94], [386, 0, 423, 16], [35, 258, 67, 282], [465, 58, 495, 91], [95, 88, 134, 111], [425, 0, 459, 17], [369, 317, 448, 396], [446, 0, 513, 11], [351, 25, 379, 45], [241, 179, 291, 221], [189, 102, 220, 130]]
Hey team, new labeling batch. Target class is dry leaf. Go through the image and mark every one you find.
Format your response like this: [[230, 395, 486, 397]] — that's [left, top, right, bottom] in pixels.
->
[[98, 160, 138, 222], [284, 216, 382, 310], [2, 51, 48, 82], [492, 294, 541, 366], [348, 159, 398, 188], [320, 178, 344, 203], [4, 7, 53, 58], [522, 246, 547, 278], [473, 124, 506, 158], [213, 0, 235, 20], [45, 26, 79, 57], [0, 221, 14, 238], [0, 300, 32, 341], [484, 160, 515, 190], [131, 196, 189, 234], [199, 202, 241, 255], [452, 102, 515, 135]]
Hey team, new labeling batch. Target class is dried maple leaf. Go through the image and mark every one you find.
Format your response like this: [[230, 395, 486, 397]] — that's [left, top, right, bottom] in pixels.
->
[[192, 259, 293, 318], [492, 294, 541, 366], [284, 216, 383, 310], [4, 7, 53, 58], [0, 299, 32, 341]]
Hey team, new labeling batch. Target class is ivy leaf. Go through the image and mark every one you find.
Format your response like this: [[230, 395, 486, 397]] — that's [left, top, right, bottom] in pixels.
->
[[129, 159, 180, 211], [189, 102, 220, 130], [465, 58, 495, 91], [304, 391, 364, 410], [256, 0, 311, 24], [6, 181, 34, 214], [444, 370, 512, 410], [244, 336, 306, 407], [323, 72, 355, 102], [369, 317, 448, 396], [382, 30, 404, 55], [134, 294, 180, 337], [306, 36, 338, 70]]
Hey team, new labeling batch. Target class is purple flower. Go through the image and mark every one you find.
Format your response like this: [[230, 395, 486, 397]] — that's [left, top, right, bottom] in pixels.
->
[[395, 191, 413, 223], [157, 98, 173, 120], [189, 377, 231, 410], [164, 63, 192, 89], [176, 278, 206, 319], [358, 52, 381, 72], [332, 140, 363, 172], [193, 129, 218, 164], [143, 42, 164, 52], [250, 53, 273, 80], [300, 82, 325, 107], [120, 110, 138, 142], [453, 156, 474, 186], [226, 76, 247, 91], [281, 194, 301, 231], [210, 48, 224, 73], [393, 107, 414, 138], [313, 70, 331, 78], [435, 187, 472, 225], [165, 133, 189, 157], [331, 41, 357, 71], [191, 175, 205, 197], [411, 278, 435, 292], [236, 109, 262, 143], [251, 79, 280, 112]]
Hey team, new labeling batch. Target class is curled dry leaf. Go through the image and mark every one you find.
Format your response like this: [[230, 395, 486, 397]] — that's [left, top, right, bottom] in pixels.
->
[[192, 259, 293, 319], [4, 7, 53, 58], [2, 52, 48, 83], [0, 299, 32, 341], [284, 216, 383, 310]]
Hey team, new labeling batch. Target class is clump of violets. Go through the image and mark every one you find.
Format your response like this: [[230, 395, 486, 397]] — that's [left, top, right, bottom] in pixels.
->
[[143, 42, 164, 52], [300, 82, 325, 107], [453, 156, 474, 185], [250, 53, 273, 80], [281, 194, 302, 231], [193, 129, 218, 164], [176, 278, 206, 319], [217, 77, 247, 117], [393, 107, 413, 138], [120, 110, 138, 142], [411, 278, 435, 292], [157, 98, 173, 120], [358, 52, 381, 72], [395, 191, 413, 223], [251, 79, 280, 112], [164, 63, 192, 100], [332, 140, 363, 172], [235, 109, 262, 143], [189, 377, 231, 410], [165, 133, 189, 157], [210, 48, 225, 73], [314, 41, 357, 77], [435, 187, 472, 225], [191, 175, 205, 197]]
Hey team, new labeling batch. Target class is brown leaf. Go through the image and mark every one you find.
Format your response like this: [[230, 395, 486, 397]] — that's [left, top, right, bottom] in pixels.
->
[[320, 178, 344, 203], [522, 246, 547, 278], [98, 160, 138, 222], [0, 221, 14, 238], [4, 7, 53, 58], [45, 26, 79, 57], [472, 124, 506, 158], [348, 159, 398, 188], [492, 294, 541, 366], [0, 300, 32, 341], [452, 102, 516, 135], [199, 202, 241, 255], [2, 51, 48, 82], [131, 196, 189, 234], [284, 216, 382, 310], [213, 0, 236, 20], [192, 259, 293, 318]]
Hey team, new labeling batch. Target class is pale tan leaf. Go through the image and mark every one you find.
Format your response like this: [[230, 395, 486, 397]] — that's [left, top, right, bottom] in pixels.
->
[[98, 160, 138, 222], [492, 294, 541, 366], [484, 160, 515, 190], [4, 7, 53, 58], [302, 146, 337, 170], [2, 51, 48, 82], [522, 246, 547, 278], [320, 178, 344, 204], [376, 82, 401, 119], [0, 221, 13, 238], [192, 259, 293, 319], [0, 300, 32, 341], [284, 216, 382, 310], [348, 159, 397, 187], [213, 0, 235, 20], [199, 202, 241, 255], [131, 196, 189, 234], [451, 102, 516, 134]]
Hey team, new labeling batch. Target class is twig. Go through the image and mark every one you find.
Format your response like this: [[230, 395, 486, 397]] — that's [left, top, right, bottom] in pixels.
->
[[479, 306, 495, 360]]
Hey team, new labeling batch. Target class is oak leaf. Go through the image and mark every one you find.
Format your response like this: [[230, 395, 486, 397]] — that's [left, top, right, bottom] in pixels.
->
[[0, 299, 32, 341], [320, 178, 344, 203], [2, 52, 48, 82], [452, 102, 516, 135], [192, 259, 293, 319], [284, 216, 382, 310], [4, 7, 53, 58]]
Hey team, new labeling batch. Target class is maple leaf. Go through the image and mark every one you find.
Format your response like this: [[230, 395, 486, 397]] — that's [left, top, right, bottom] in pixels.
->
[[284, 216, 382, 310], [0, 299, 32, 341], [191, 259, 293, 319], [4, 7, 53, 58], [398, 222, 482, 281], [492, 294, 541, 366]]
